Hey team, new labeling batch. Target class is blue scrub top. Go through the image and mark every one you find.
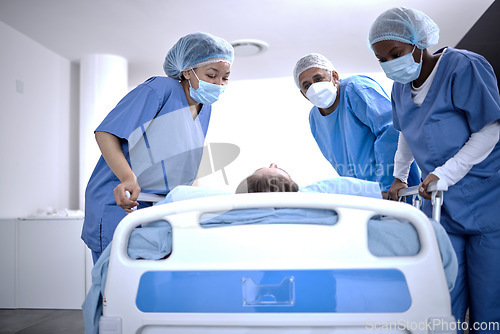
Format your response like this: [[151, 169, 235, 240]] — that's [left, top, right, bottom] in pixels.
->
[[309, 75, 420, 192], [82, 76, 212, 252], [392, 47, 500, 233]]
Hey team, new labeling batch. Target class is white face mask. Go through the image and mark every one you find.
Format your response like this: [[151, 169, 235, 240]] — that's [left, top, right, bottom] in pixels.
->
[[306, 80, 337, 109]]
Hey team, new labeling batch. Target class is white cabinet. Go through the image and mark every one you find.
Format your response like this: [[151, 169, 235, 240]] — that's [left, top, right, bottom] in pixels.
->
[[0, 217, 86, 309], [0, 219, 17, 308]]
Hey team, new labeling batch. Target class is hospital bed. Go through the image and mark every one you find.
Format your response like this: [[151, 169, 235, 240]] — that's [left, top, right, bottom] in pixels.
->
[[98, 186, 456, 334]]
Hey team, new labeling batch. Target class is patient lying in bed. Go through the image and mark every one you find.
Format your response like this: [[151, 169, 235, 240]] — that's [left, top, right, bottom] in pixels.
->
[[232, 163, 383, 196], [162, 166, 456, 285], [82, 165, 458, 334]]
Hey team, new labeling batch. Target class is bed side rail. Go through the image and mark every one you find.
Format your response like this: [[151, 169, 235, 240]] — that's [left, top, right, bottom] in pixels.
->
[[111, 192, 441, 270]]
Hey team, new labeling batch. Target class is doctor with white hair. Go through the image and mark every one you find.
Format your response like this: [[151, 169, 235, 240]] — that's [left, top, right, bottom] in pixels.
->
[[293, 53, 420, 197]]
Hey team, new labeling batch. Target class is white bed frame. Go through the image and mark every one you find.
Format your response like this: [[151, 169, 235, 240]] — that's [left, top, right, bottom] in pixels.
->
[[100, 192, 456, 334]]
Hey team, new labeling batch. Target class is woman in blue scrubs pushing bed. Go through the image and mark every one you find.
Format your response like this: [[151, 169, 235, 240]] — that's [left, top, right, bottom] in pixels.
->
[[369, 7, 500, 333], [82, 32, 234, 264]]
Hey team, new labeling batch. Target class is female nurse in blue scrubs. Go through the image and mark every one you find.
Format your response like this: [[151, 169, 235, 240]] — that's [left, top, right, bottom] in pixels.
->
[[82, 32, 234, 263], [369, 7, 500, 333], [293, 53, 420, 197]]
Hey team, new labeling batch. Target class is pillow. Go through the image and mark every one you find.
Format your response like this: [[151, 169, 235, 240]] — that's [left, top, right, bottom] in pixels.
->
[[157, 185, 231, 205]]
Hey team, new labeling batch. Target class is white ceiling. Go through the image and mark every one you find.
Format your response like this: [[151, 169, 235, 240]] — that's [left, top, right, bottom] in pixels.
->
[[0, 0, 494, 87]]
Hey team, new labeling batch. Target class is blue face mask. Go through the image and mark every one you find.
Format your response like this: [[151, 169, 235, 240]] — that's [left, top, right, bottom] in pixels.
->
[[189, 70, 226, 105], [380, 46, 423, 84]]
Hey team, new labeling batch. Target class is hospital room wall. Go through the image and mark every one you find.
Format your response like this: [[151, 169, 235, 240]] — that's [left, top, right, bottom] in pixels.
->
[[196, 76, 338, 191], [0, 19, 395, 217], [0, 21, 80, 219]]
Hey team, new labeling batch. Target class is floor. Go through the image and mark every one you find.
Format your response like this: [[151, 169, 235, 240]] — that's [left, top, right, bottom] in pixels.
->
[[0, 309, 84, 334], [0, 308, 469, 333]]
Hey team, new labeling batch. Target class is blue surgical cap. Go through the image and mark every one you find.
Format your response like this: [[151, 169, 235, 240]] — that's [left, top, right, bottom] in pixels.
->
[[164, 32, 234, 80], [368, 7, 439, 50], [293, 53, 335, 89]]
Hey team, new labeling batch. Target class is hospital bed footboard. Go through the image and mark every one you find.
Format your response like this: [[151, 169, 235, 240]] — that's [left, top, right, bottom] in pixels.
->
[[101, 192, 456, 334]]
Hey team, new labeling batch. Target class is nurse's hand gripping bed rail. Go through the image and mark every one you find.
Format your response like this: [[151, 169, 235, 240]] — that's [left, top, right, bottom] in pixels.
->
[[100, 192, 455, 334], [398, 180, 449, 222]]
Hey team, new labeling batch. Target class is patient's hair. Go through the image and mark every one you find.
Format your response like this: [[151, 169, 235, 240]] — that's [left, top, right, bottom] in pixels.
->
[[236, 174, 299, 194]]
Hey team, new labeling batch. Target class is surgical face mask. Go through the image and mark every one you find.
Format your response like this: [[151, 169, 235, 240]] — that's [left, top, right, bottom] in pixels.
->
[[189, 70, 226, 105], [380, 46, 423, 84], [306, 80, 337, 109]]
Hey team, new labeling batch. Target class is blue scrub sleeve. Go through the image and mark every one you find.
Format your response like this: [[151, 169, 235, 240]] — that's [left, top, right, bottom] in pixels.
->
[[348, 80, 399, 191], [391, 87, 401, 131], [451, 53, 500, 132], [96, 80, 169, 140]]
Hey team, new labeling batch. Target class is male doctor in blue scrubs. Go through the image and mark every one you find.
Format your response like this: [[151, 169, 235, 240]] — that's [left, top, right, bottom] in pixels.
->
[[293, 53, 420, 198]]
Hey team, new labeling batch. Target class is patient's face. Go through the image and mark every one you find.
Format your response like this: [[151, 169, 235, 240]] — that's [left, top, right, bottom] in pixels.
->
[[253, 163, 292, 180]]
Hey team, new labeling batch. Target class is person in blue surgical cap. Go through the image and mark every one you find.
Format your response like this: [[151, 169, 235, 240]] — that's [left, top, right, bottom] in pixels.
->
[[369, 7, 500, 332], [82, 32, 234, 263], [293, 53, 420, 198]]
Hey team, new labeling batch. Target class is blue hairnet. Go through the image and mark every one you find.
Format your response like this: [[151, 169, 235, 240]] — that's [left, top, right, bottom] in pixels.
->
[[164, 32, 234, 80], [368, 7, 439, 50], [293, 53, 335, 89]]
